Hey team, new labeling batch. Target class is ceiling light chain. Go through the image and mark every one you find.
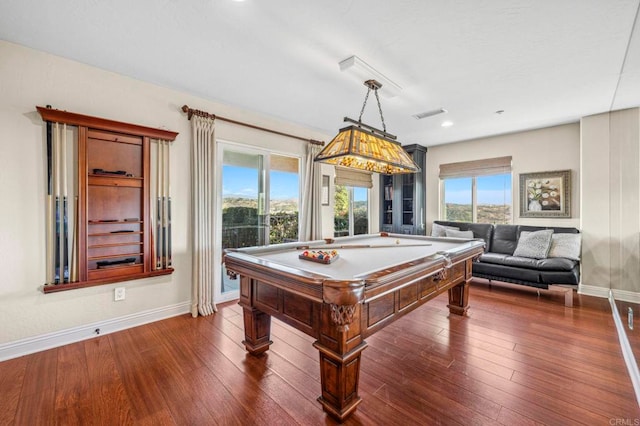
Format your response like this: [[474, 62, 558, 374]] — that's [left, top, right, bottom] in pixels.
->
[[357, 80, 387, 133], [313, 79, 420, 175], [373, 85, 387, 133]]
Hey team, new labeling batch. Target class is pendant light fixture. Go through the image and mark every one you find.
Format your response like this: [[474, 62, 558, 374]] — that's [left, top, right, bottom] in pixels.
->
[[314, 79, 420, 174]]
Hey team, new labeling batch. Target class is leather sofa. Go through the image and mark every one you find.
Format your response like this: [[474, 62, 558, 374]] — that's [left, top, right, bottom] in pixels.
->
[[433, 221, 581, 306]]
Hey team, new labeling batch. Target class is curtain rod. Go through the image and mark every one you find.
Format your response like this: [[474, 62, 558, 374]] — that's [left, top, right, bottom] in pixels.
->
[[181, 105, 324, 146]]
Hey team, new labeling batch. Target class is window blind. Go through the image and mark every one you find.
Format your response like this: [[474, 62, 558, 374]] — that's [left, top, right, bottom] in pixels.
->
[[439, 156, 512, 179], [334, 167, 373, 188]]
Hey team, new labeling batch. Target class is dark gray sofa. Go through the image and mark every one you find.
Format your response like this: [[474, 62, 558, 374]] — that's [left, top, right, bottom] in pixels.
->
[[433, 221, 580, 306]]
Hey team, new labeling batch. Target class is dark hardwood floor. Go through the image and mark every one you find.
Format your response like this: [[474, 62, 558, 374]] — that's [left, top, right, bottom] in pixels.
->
[[1, 280, 639, 425]]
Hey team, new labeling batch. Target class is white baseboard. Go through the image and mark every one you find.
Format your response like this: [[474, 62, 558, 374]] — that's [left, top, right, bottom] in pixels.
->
[[578, 284, 610, 299], [609, 291, 640, 407], [0, 302, 191, 362], [611, 288, 640, 304]]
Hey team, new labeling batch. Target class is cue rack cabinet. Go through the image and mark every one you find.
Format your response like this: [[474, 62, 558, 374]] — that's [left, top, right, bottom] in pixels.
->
[[380, 144, 427, 235], [37, 106, 178, 293]]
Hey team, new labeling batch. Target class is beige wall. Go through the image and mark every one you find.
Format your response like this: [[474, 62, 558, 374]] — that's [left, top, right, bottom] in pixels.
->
[[426, 124, 581, 230], [0, 40, 332, 346], [581, 108, 640, 294]]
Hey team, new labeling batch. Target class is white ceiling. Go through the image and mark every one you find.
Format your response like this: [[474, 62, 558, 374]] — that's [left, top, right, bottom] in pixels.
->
[[1, 0, 639, 146]]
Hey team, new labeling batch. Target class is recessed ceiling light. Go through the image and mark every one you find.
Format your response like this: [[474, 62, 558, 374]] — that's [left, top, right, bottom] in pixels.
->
[[441, 121, 453, 127]]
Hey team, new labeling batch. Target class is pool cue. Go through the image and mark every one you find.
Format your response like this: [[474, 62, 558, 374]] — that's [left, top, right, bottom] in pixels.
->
[[156, 139, 163, 269], [150, 145, 156, 271], [62, 123, 69, 282], [166, 140, 172, 268], [295, 243, 433, 250], [162, 140, 168, 269], [53, 122, 61, 283], [45, 119, 54, 284], [70, 195, 78, 282]]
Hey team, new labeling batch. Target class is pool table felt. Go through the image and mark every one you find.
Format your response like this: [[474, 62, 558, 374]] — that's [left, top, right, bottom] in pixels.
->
[[233, 234, 479, 281]]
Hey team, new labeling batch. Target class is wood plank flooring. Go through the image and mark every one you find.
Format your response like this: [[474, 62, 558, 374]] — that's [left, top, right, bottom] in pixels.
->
[[1, 280, 639, 425]]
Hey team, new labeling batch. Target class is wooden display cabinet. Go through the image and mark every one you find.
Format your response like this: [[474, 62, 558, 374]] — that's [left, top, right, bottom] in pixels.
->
[[37, 107, 178, 293]]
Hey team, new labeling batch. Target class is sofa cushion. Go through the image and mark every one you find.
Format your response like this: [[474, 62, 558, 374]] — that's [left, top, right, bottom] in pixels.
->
[[548, 233, 582, 261], [540, 269, 580, 285], [478, 252, 509, 265], [431, 223, 459, 237], [491, 225, 519, 255], [535, 257, 578, 271], [445, 229, 474, 239], [500, 256, 539, 269], [513, 230, 553, 259], [500, 256, 577, 271], [473, 262, 541, 283], [434, 221, 494, 251]]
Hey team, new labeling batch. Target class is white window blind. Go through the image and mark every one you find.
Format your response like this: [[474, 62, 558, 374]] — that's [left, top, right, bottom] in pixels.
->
[[439, 156, 512, 179], [334, 167, 373, 188]]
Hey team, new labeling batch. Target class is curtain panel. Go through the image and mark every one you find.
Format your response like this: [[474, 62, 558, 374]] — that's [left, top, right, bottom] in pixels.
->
[[190, 115, 217, 317], [300, 144, 322, 241]]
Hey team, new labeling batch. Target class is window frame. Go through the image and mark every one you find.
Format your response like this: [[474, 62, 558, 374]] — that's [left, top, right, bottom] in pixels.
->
[[440, 172, 513, 224]]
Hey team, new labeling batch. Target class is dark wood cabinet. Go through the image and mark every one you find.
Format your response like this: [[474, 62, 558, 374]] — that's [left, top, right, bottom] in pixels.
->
[[380, 144, 426, 235], [83, 129, 149, 281], [37, 107, 177, 293]]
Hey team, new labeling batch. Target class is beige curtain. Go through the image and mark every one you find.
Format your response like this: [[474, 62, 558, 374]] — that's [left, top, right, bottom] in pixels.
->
[[191, 115, 216, 317], [300, 144, 322, 241]]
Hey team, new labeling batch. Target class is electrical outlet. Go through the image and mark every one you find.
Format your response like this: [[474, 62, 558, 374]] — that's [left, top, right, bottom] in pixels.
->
[[114, 287, 126, 301]]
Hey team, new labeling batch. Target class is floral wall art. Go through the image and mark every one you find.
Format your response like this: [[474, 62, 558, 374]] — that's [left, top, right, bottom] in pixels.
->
[[519, 170, 571, 218]]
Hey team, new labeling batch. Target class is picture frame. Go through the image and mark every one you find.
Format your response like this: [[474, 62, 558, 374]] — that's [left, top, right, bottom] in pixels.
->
[[321, 175, 330, 206], [519, 170, 571, 218]]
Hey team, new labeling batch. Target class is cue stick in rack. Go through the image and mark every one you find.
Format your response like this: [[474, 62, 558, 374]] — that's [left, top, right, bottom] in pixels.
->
[[162, 140, 168, 269], [62, 123, 69, 282], [166, 140, 172, 268], [70, 196, 78, 282], [45, 119, 54, 284], [156, 139, 163, 269], [150, 144, 155, 271], [53, 122, 61, 283], [295, 243, 434, 250]]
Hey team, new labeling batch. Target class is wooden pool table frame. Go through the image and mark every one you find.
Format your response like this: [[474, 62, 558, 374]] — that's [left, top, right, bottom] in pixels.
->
[[224, 234, 485, 421]]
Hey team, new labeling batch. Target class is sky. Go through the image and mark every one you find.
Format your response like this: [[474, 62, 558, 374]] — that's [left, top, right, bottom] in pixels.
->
[[224, 165, 510, 204], [444, 174, 512, 205], [223, 165, 369, 203], [222, 165, 299, 200]]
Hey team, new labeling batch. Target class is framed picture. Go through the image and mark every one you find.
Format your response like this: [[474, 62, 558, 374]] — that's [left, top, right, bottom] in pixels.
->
[[519, 170, 571, 218], [321, 175, 330, 206]]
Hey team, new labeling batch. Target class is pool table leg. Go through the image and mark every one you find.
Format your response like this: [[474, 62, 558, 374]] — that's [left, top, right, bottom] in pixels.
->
[[447, 280, 470, 315], [313, 331, 368, 421], [236, 275, 273, 354], [239, 304, 273, 355]]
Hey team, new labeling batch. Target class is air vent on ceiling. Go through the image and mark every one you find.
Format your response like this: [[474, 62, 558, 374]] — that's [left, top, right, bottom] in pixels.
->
[[412, 108, 447, 120]]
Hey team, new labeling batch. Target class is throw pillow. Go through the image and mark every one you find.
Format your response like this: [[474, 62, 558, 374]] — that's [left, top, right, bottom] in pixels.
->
[[548, 233, 582, 261], [431, 223, 459, 237], [513, 230, 554, 259], [445, 229, 474, 239]]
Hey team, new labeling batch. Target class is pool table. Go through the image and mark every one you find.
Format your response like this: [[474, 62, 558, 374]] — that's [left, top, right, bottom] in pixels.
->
[[223, 232, 485, 421]]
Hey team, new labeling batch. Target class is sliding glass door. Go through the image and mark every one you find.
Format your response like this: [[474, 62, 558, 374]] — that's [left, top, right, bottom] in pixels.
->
[[217, 143, 300, 302]]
